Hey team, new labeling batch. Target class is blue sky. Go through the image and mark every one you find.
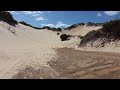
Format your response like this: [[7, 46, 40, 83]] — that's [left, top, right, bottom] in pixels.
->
[[8, 11, 120, 28]]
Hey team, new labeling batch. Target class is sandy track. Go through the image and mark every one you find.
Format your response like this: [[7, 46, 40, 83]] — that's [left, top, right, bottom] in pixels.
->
[[1, 22, 120, 79], [12, 48, 120, 79], [47, 48, 120, 79]]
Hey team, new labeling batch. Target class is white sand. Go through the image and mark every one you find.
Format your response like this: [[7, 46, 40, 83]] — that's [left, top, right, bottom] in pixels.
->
[[0, 21, 86, 78], [0, 21, 118, 78]]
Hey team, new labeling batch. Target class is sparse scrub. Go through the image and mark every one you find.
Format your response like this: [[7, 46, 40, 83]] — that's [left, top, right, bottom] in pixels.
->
[[80, 30, 101, 46], [80, 19, 120, 47]]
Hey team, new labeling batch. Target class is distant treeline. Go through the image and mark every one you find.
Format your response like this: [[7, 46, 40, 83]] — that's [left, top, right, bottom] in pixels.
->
[[19, 22, 62, 31], [42, 26, 62, 31], [0, 11, 18, 26], [19, 21, 43, 29]]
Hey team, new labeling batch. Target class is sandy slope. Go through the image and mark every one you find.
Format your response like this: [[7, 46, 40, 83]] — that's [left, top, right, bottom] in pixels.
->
[[0, 21, 82, 78], [1, 21, 120, 79], [12, 48, 120, 79]]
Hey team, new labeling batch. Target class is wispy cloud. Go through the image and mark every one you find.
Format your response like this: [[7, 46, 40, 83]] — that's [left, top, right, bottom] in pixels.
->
[[47, 11, 51, 12], [8, 11, 51, 16], [8, 11, 47, 21], [21, 11, 43, 14], [41, 21, 70, 28], [32, 14, 40, 17], [56, 21, 70, 27], [35, 17, 44, 21], [97, 13, 102, 17], [41, 24, 55, 27], [104, 11, 120, 16]]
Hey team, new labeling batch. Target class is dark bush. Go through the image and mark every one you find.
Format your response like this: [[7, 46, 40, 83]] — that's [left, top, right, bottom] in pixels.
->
[[103, 19, 120, 33], [57, 28, 62, 31], [78, 23, 85, 26], [60, 34, 69, 41], [50, 27, 62, 31], [51, 28, 57, 31], [19, 21, 32, 27], [95, 23, 104, 26], [42, 26, 51, 30], [78, 35, 84, 39], [86, 22, 95, 26], [0, 11, 18, 26], [57, 33, 59, 35]]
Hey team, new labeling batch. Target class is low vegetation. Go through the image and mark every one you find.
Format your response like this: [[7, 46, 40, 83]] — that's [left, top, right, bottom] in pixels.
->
[[42, 26, 62, 31], [80, 19, 120, 46], [50, 27, 62, 31], [42, 26, 51, 30], [66, 23, 85, 30], [64, 22, 103, 30], [0, 11, 18, 26], [60, 34, 71, 41], [19, 21, 42, 29]]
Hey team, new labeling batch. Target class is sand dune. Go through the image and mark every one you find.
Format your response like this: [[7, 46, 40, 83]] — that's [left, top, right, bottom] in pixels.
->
[[1, 21, 120, 79], [0, 21, 80, 78], [62, 25, 102, 36]]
